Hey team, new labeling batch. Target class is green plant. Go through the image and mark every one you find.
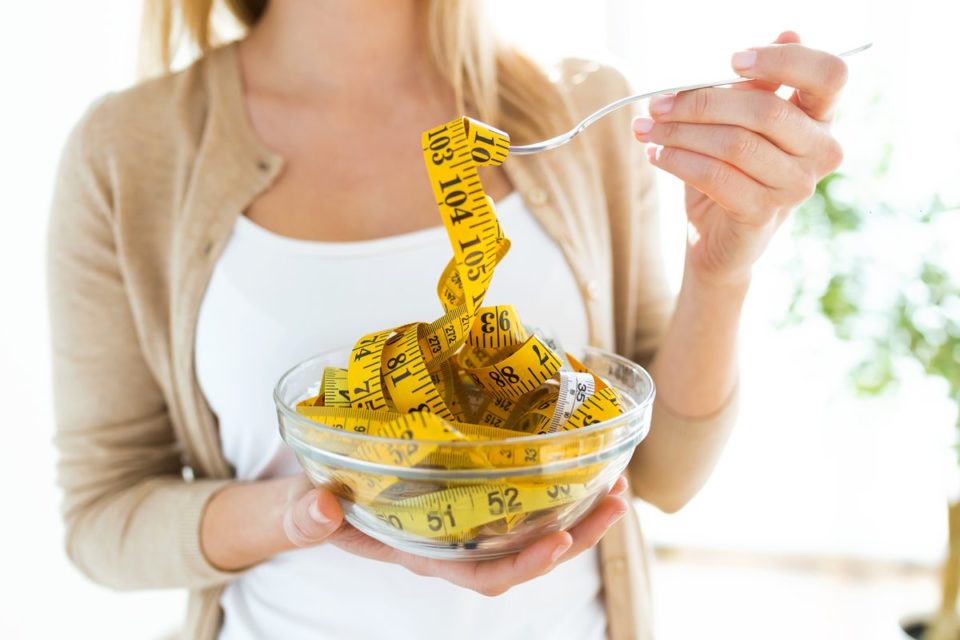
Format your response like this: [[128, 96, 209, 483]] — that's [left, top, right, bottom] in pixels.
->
[[786, 173, 960, 438], [785, 171, 959, 639]]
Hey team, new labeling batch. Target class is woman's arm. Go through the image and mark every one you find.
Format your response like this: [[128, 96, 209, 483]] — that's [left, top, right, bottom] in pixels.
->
[[563, 58, 745, 514], [629, 32, 847, 511], [48, 101, 240, 590], [650, 268, 746, 416], [629, 266, 746, 512], [572, 33, 844, 513]]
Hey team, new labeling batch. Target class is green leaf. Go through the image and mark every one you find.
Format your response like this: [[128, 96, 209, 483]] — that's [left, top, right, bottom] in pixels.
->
[[851, 350, 897, 395], [873, 141, 894, 178], [920, 193, 959, 222], [818, 274, 861, 339], [777, 155, 960, 448], [926, 338, 960, 394], [792, 172, 862, 238]]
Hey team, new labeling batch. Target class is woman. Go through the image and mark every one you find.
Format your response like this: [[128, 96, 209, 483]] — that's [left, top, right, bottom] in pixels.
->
[[47, 0, 847, 638]]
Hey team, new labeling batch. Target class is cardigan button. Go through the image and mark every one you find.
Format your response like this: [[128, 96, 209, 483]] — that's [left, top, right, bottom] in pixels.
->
[[606, 558, 627, 574], [527, 188, 548, 206], [584, 279, 601, 301]]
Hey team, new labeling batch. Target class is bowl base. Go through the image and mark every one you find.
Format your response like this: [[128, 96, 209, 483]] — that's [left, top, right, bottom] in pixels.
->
[[341, 492, 602, 561]]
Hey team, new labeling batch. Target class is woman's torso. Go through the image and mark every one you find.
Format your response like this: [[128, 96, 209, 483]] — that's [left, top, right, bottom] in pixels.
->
[[235, 36, 515, 245], [195, 190, 605, 640]]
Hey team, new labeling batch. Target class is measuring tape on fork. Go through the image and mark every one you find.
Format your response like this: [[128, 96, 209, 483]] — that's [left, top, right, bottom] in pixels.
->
[[292, 116, 629, 540]]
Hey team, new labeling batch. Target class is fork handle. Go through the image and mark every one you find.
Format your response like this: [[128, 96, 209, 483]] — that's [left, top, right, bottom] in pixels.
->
[[508, 42, 872, 156]]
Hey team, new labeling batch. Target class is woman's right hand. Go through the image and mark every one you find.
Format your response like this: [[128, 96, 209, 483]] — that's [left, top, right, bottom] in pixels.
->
[[201, 474, 630, 596]]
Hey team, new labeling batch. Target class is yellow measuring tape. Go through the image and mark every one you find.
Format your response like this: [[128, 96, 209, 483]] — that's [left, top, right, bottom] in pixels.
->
[[294, 117, 626, 541]]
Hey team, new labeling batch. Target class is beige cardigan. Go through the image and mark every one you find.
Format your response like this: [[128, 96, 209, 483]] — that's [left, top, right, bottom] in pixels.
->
[[47, 42, 739, 640]]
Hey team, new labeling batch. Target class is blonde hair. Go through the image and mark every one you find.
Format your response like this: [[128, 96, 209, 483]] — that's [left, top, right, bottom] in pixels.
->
[[139, 0, 566, 143]]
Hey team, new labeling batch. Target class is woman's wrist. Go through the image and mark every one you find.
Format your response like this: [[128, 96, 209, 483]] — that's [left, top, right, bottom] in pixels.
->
[[200, 476, 303, 572], [679, 256, 752, 310]]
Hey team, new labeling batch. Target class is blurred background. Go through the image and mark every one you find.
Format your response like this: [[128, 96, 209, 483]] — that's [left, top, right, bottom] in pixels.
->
[[1, 0, 956, 638]]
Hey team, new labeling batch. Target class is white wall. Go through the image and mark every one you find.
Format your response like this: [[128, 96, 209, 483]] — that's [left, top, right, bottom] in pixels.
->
[[0, 3, 191, 639]]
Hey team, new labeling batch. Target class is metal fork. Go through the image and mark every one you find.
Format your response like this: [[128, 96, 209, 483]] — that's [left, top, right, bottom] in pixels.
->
[[508, 42, 873, 155]]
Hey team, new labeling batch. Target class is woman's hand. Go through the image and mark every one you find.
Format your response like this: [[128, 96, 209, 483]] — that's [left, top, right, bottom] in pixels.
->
[[202, 474, 630, 596], [325, 475, 629, 596], [631, 31, 847, 289]]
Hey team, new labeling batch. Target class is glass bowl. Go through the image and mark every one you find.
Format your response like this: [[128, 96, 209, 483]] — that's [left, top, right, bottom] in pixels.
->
[[275, 345, 655, 560]]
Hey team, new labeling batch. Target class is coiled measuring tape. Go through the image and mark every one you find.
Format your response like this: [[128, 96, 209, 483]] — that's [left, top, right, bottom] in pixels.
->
[[294, 117, 627, 541]]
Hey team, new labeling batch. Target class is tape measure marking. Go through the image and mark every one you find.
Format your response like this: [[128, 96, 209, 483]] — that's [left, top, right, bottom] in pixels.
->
[[287, 116, 630, 546]]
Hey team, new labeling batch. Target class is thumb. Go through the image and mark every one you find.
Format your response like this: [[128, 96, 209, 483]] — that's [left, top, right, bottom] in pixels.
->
[[283, 487, 344, 547]]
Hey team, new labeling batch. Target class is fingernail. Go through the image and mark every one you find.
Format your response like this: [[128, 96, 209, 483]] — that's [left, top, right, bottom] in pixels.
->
[[550, 539, 572, 563], [632, 116, 654, 135], [309, 500, 330, 524], [732, 50, 757, 70], [612, 479, 629, 496], [645, 144, 660, 162], [649, 94, 675, 115], [607, 508, 628, 528]]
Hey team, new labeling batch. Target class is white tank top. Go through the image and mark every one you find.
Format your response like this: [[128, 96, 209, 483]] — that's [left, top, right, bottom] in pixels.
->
[[195, 191, 604, 640]]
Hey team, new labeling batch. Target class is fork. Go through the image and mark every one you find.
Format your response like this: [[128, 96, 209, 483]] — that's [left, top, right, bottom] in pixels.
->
[[508, 42, 873, 156]]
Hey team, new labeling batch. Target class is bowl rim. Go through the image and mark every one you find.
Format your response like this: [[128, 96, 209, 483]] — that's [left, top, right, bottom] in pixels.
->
[[285, 428, 645, 479], [274, 344, 656, 447]]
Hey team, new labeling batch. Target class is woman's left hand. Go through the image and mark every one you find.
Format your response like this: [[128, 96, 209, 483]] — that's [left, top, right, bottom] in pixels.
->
[[632, 31, 847, 289]]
